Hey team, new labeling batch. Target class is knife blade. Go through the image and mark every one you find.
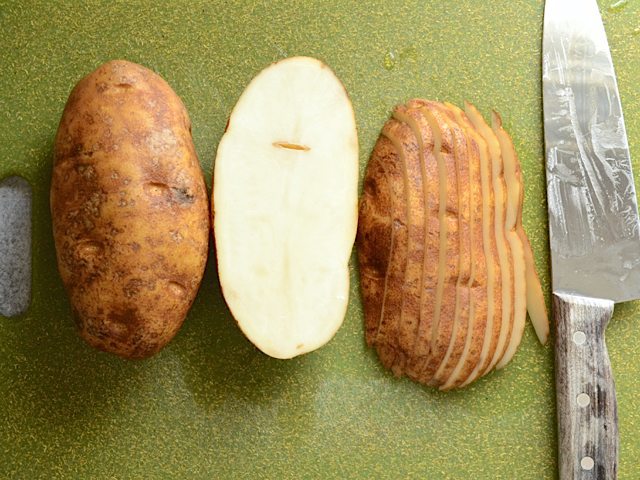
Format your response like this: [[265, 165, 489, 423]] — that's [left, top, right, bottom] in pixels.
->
[[0, 176, 32, 317], [543, 0, 640, 478]]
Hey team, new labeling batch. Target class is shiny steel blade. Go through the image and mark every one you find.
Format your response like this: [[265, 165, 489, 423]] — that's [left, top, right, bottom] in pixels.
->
[[0, 176, 32, 317], [543, 0, 640, 303]]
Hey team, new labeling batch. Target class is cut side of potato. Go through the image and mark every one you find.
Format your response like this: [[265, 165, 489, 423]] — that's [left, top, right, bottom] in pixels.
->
[[358, 98, 549, 389], [419, 105, 460, 385], [214, 57, 358, 359]]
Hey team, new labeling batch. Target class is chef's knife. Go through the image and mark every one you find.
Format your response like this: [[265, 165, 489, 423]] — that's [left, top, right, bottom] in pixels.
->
[[543, 0, 640, 478]]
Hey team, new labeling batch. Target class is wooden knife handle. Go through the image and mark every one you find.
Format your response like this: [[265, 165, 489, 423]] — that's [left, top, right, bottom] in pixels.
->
[[554, 292, 617, 479]]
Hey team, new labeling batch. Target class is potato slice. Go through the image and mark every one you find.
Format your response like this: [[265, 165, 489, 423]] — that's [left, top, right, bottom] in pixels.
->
[[415, 104, 460, 385], [440, 103, 491, 390], [520, 235, 549, 345], [448, 105, 502, 388], [390, 106, 428, 373], [397, 100, 440, 382], [214, 57, 358, 359], [493, 113, 549, 346], [374, 121, 411, 374], [464, 102, 516, 374], [492, 112, 548, 365], [358, 143, 393, 347], [430, 102, 473, 388], [486, 112, 527, 369]]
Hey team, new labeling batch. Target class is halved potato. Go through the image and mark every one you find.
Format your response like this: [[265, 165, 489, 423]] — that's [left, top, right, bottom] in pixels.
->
[[214, 57, 358, 359]]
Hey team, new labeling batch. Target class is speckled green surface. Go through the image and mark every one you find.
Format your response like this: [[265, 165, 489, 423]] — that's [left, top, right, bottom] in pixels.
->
[[0, 0, 638, 478]]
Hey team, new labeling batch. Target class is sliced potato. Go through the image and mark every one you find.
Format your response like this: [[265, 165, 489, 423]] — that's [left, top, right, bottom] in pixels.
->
[[357, 99, 548, 388], [490, 111, 525, 369], [359, 144, 393, 347], [214, 57, 358, 359], [494, 114, 549, 346]]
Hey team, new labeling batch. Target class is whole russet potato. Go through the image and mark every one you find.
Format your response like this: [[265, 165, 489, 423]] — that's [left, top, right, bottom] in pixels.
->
[[51, 60, 209, 359]]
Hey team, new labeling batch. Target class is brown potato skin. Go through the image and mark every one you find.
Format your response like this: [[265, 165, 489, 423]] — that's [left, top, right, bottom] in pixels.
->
[[368, 122, 408, 375], [358, 135, 393, 348], [51, 60, 209, 359], [358, 99, 536, 389]]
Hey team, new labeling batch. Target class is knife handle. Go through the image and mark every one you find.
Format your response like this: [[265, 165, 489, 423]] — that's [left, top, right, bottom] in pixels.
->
[[554, 292, 617, 479]]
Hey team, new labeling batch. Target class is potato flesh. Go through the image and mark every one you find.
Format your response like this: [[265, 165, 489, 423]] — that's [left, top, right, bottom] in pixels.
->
[[358, 99, 548, 388], [214, 57, 358, 359]]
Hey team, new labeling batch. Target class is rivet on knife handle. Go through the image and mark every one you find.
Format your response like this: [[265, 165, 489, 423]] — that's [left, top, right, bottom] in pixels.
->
[[554, 293, 617, 479]]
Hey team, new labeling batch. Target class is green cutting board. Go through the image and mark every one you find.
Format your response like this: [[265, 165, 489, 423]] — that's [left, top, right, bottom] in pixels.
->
[[1, 0, 639, 478]]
